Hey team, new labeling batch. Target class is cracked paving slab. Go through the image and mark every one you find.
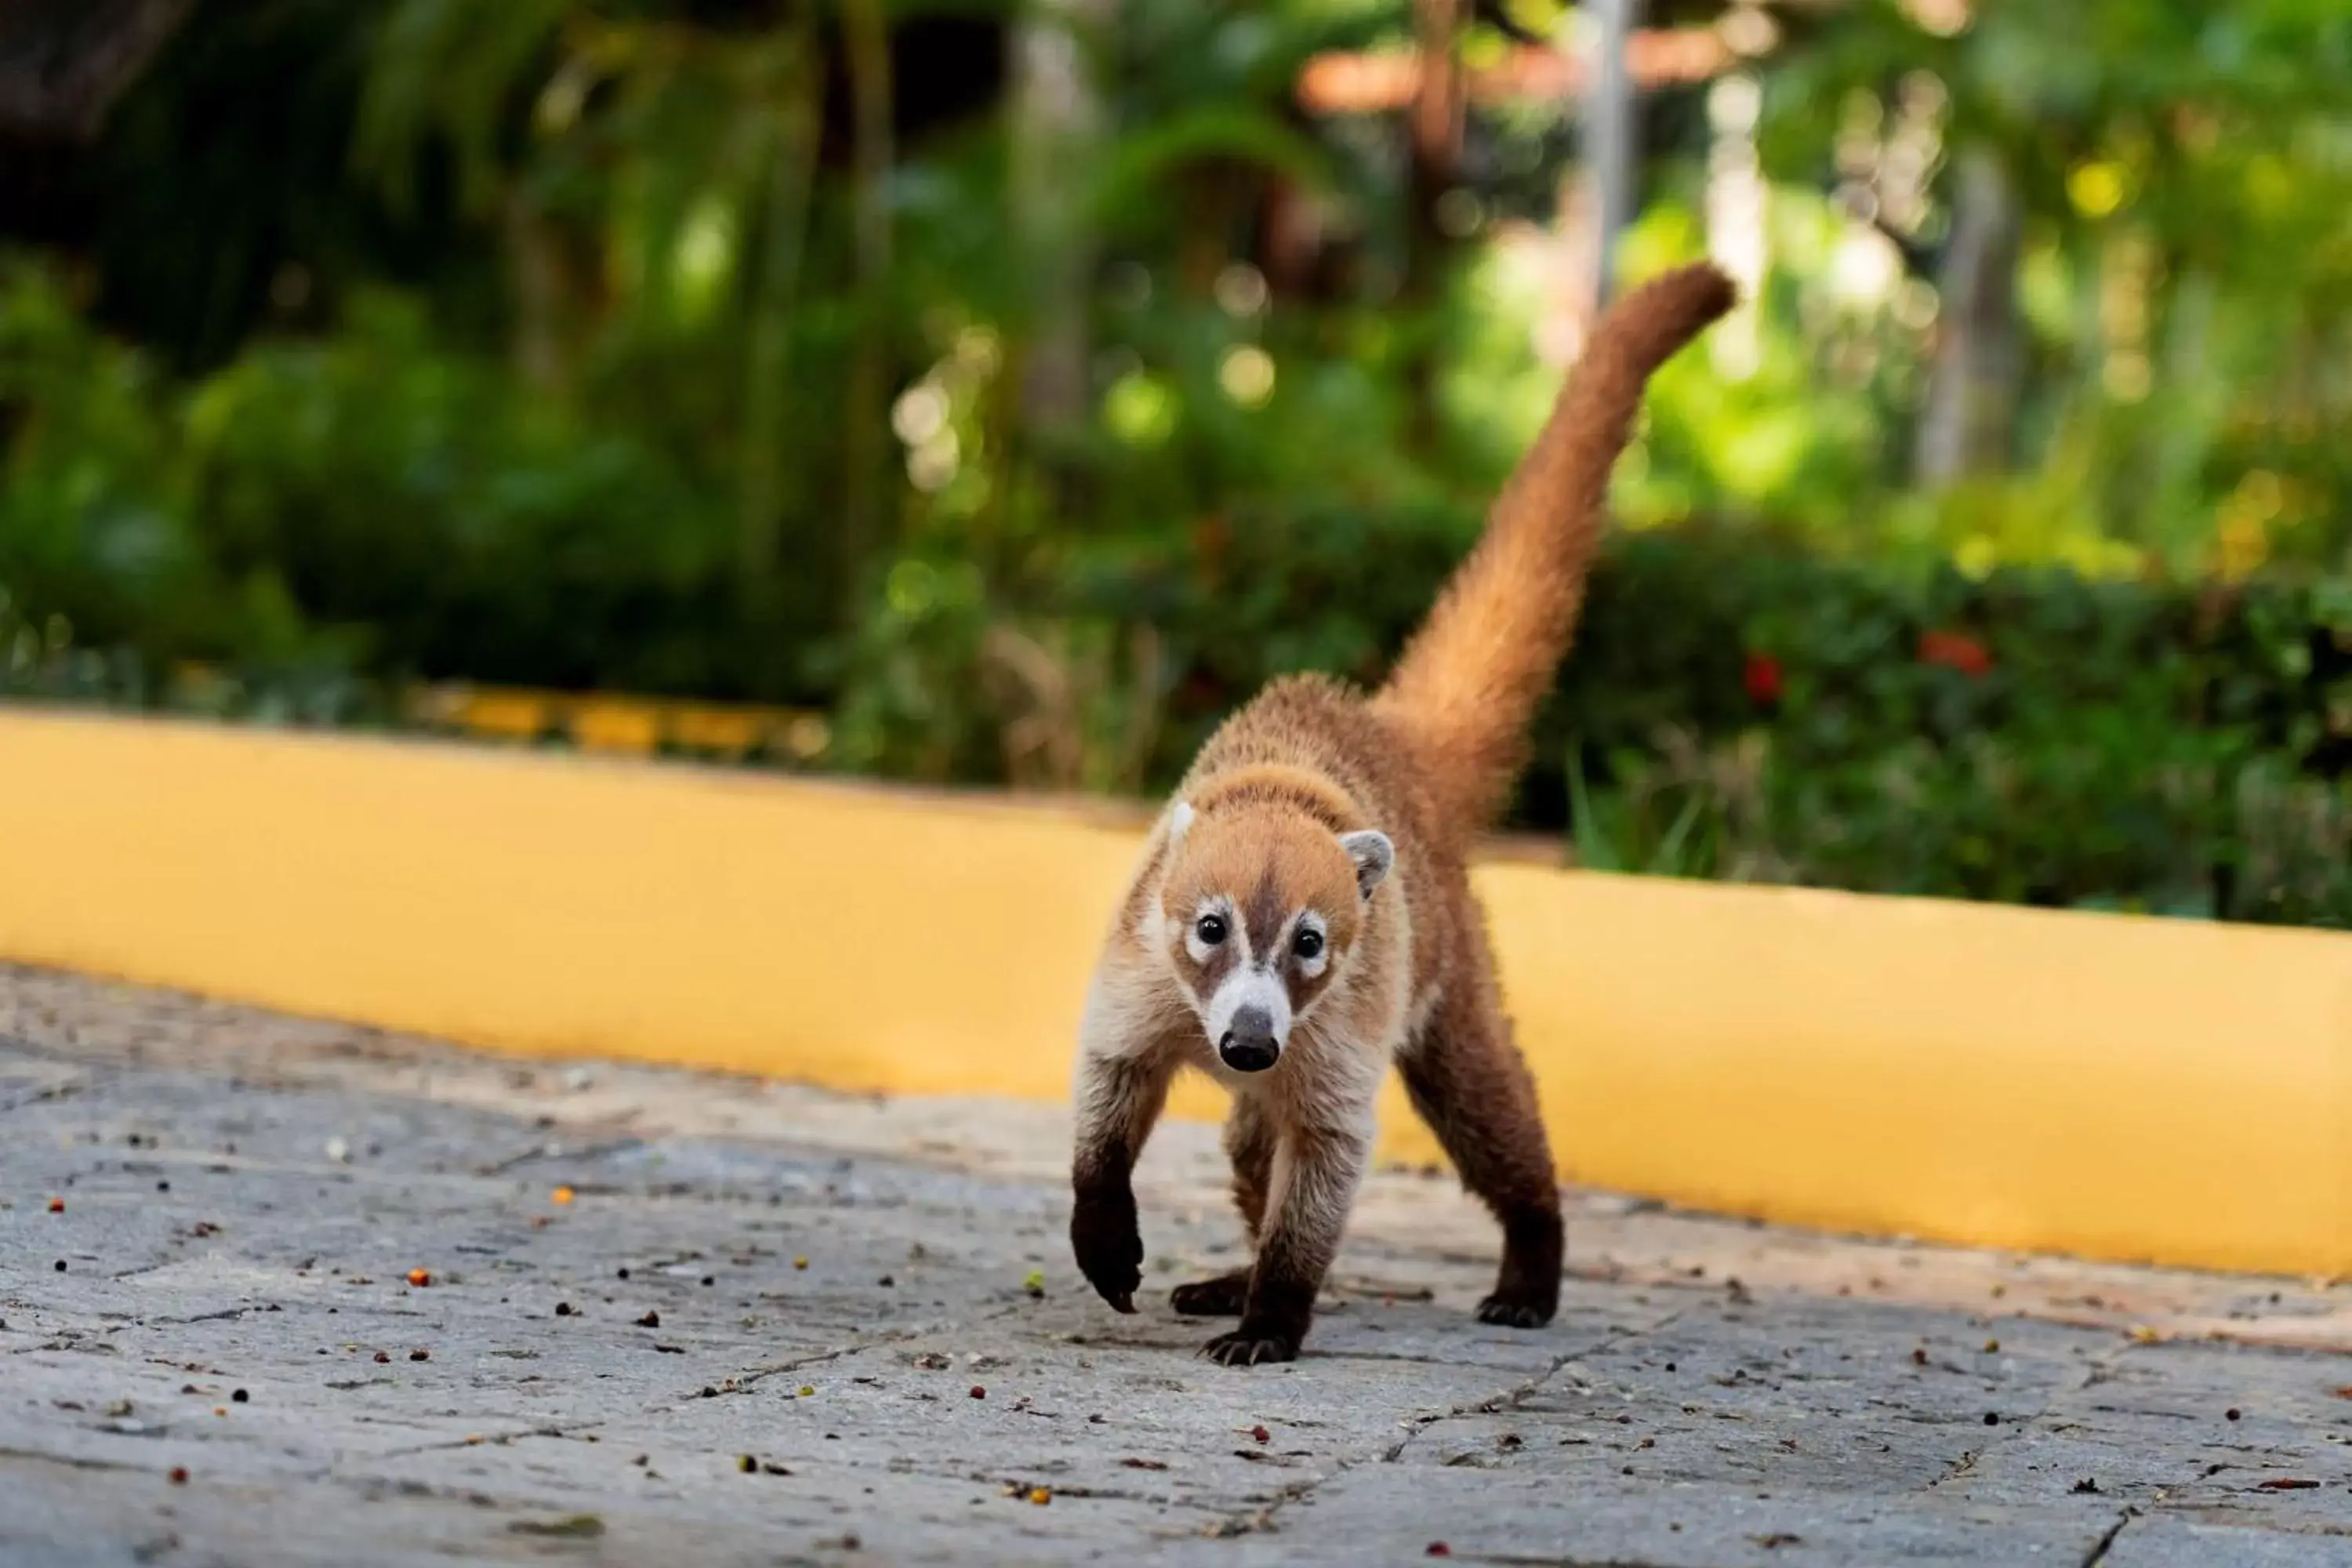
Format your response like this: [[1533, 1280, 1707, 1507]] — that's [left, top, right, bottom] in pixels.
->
[[3, 963, 2350, 1566]]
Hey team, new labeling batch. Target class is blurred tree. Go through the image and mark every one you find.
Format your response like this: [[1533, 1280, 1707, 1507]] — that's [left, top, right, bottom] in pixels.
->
[[3, 0, 2350, 925], [0, 0, 192, 143], [1762, 0, 2352, 572]]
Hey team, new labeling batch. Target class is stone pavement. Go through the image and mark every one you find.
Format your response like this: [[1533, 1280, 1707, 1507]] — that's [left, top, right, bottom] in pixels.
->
[[5, 964, 2351, 1566]]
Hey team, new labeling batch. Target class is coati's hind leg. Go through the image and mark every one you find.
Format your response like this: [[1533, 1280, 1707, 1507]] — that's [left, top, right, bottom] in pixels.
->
[[1397, 981, 1563, 1330], [1171, 1095, 1277, 1316]]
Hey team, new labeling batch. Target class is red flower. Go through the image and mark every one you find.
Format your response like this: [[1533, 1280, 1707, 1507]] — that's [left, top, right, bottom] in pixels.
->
[[1918, 630, 1993, 677], [1743, 652, 1784, 705]]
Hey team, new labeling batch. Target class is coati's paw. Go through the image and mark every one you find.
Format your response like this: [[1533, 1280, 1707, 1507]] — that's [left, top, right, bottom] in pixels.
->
[[1069, 1190, 1143, 1314], [1201, 1328, 1299, 1367], [1475, 1293, 1554, 1330], [1170, 1271, 1250, 1317]]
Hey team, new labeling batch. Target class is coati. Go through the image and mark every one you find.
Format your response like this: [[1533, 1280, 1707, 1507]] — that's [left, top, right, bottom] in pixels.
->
[[1069, 262, 1737, 1366]]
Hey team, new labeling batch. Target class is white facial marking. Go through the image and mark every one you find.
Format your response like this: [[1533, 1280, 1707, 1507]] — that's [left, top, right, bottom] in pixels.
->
[[1289, 910, 1330, 980], [1185, 895, 1238, 966], [1206, 967, 1292, 1051]]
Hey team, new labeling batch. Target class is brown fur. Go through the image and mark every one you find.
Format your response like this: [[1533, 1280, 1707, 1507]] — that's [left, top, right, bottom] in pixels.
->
[[1070, 263, 1737, 1364]]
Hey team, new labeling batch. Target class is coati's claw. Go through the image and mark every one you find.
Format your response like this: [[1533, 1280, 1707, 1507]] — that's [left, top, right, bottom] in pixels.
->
[[1202, 1330, 1298, 1367], [1170, 1271, 1250, 1317], [1070, 1189, 1144, 1313], [1475, 1294, 1552, 1330]]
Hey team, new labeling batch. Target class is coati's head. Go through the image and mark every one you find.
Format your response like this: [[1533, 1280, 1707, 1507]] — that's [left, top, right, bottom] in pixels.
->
[[1152, 794, 1392, 1074]]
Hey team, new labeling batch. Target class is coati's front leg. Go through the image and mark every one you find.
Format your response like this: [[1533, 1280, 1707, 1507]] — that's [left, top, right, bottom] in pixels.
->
[[1171, 1096, 1277, 1317], [1200, 1095, 1372, 1366], [1070, 1043, 1176, 1314]]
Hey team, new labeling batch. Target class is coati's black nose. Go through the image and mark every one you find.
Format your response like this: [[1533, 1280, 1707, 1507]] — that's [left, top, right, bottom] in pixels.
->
[[1218, 1007, 1280, 1073]]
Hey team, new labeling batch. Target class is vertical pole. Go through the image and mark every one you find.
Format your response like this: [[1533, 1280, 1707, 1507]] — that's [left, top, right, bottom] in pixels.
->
[[1582, 0, 1640, 307], [1010, 0, 1106, 433]]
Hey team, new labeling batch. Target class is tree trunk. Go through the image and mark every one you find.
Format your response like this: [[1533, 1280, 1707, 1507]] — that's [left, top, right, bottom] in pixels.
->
[[0, 0, 191, 143], [1398, 0, 1465, 452], [1915, 147, 2022, 485], [1008, 0, 1108, 434], [739, 14, 824, 615], [840, 0, 897, 616]]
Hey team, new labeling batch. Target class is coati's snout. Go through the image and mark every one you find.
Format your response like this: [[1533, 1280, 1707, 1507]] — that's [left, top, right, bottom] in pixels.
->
[[1218, 1005, 1281, 1073]]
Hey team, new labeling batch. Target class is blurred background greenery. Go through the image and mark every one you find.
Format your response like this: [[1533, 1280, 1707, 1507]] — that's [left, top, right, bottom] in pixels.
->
[[3, 0, 2349, 925]]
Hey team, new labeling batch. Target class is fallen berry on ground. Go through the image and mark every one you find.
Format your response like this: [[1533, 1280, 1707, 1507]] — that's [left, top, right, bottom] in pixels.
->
[[406, 1269, 432, 1288]]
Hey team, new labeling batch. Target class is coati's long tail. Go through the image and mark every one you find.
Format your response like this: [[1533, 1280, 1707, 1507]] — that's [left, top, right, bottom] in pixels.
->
[[1372, 262, 1735, 832]]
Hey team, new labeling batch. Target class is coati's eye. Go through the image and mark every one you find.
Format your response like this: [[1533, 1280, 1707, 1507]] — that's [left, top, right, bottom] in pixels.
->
[[1293, 927, 1324, 960], [1195, 913, 1229, 946]]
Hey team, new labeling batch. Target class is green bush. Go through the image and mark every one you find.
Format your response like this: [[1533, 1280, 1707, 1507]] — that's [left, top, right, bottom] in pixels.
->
[[3, 250, 2347, 929], [1530, 531, 2352, 927]]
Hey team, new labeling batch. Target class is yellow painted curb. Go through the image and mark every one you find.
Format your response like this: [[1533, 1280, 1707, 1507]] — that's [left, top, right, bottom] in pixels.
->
[[3, 708, 2347, 1278]]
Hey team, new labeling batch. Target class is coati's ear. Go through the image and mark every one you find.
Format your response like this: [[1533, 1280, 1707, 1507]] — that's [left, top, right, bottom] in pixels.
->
[[1167, 800, 1194, 851], [1338, 829, 1394, 900]]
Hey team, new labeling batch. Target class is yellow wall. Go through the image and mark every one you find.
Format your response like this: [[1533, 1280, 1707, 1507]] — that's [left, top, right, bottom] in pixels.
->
[[4, 708, 2347, 1277]]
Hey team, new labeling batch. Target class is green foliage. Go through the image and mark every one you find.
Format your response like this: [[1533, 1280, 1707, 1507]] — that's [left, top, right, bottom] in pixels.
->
[[1529, 529, 2352, 926], [5, 0, 2352, 929]]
